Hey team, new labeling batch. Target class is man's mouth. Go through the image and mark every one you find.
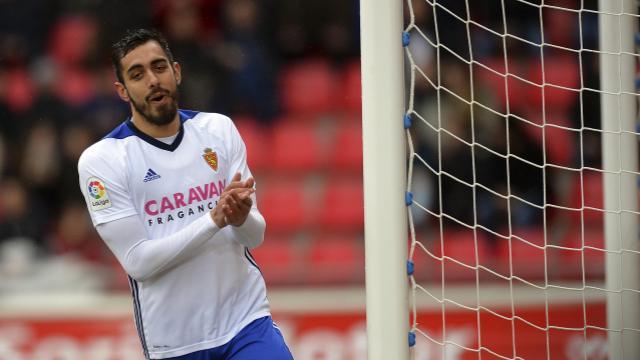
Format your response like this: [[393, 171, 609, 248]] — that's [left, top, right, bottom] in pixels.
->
[[148, 91, 169, 104]]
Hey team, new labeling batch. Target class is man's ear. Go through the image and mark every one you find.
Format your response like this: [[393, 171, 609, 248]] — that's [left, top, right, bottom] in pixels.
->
[[173, 62, 182, 85], [114, 82, 130, 102]]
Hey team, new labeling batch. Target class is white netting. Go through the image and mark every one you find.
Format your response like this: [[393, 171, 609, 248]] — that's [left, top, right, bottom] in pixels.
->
[[403, 0, 640, 358]]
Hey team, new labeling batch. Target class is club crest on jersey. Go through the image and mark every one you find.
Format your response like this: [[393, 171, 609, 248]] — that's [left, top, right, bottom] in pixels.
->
[[202, 148, 219, 172], [86, 177, 112, 211]]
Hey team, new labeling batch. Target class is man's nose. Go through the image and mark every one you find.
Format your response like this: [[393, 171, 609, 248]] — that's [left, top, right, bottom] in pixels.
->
[[147, 70, 160, 87]]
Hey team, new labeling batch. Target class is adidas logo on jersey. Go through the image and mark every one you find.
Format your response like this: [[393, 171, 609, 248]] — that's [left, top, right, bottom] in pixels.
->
[[143, 169, 161, 183]]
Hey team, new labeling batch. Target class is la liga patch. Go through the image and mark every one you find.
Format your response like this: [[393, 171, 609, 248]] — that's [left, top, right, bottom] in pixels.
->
[[87, 177, 112, 211]]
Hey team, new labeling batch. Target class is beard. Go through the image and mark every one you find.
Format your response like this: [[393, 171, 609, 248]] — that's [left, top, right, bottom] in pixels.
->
[[129, 87, 179, 126]]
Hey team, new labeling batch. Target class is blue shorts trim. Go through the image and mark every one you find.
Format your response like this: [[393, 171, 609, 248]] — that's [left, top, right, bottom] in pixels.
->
[[168, 316, 293, 360]]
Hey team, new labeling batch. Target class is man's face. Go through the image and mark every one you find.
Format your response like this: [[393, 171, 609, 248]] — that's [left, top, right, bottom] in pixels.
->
[[117, 41, 181, 126]]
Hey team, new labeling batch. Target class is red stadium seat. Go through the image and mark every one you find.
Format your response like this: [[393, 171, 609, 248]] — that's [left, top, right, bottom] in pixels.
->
[[271, 122, 323, 172], [280, 59, 338, 115], [430, 228, 491, 281], [107, 257, 130, 292], [233, 117, 269, 172], [340, 60, 361, 113], [431, 228, 490, 263], [49, 15, 98, 66], [258, 181, 306, 233], [329, 123, 362, 173], [563, 227, 605, 279], [569, 171, 604, 226], [318, 178, 364, 231], [511, 227, 546, 248], [251, 238, 298, 284], [307, 234, 364, 283], [4, 68, 35, 112], [543, 120, 576, 166], [581, 172, 604, 213], [410, 239, 439, 283], [54, 67, 97, 106], [528, 55, 579, 115], [498, 231, 547, 281], [474, 57, 528, 113]]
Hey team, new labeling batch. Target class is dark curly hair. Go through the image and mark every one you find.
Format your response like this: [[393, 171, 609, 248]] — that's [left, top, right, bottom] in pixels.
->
[[111, 29, 174, 84]]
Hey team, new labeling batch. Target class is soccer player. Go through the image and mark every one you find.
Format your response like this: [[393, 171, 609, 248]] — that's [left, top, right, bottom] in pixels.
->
[[78, 29, 293, 360]]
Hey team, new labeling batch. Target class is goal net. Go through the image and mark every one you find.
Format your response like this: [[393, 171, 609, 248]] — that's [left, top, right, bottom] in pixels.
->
[[401, 0, 640, 358]]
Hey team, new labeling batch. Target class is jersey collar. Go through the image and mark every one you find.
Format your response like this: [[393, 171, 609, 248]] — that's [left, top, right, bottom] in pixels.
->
[[125, 111, 190, 152]]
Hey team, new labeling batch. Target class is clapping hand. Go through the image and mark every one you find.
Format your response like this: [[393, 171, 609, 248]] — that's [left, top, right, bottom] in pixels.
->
[[210, 173, 255, 228]]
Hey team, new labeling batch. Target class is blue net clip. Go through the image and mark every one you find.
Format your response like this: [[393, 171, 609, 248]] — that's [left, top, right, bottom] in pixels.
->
[[402, 31, 411, 47], [406, 260, 414, 276], [405, 191, 413, 206], [635, 33, 640, 45], [635, 78, 640, 90], [403, 114, 412, 129], [408, 331, 416, 347]]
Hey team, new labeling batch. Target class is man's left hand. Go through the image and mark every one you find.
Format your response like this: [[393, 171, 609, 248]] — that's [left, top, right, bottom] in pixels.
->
[[220, 173, 255, 226]]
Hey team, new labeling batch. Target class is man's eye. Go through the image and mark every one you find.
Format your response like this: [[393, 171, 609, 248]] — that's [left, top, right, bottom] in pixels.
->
[[131, 73, 143, 80], [155, 65, 167, 71]]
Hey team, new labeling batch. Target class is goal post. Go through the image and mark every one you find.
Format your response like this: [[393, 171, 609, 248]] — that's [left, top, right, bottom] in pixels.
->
[[360, 0, 409, 359], [598, 0, 640, 358]]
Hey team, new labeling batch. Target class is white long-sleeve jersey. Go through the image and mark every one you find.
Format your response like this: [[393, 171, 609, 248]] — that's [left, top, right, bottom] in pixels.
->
[[78, 110, 270, 359]]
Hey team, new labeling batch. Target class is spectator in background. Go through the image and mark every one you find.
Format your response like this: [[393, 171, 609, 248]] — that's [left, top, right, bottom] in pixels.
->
[[75, 65, 131, 137], [159, 0, 228, 112], [57, 124, 96, 204], [0, 0, 57, 63], [413, 61, 478, 227], [0, 134, 6, 177], [269, 0, 358, 64], [316, 0, 358, 65], [0, 71, 17, 171], [413, 59, 546, 239], [0, 178, 45, 250], [50, 201, 107, 264], [95, 0, 153, 52], [270, 0, 311, 61], [19, 121, 62, 217], [215, 0, 279, 121], [474, 117, 545, 233]]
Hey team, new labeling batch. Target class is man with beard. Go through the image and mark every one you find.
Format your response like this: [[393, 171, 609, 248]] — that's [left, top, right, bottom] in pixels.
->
[[77, 29, 292, 360]]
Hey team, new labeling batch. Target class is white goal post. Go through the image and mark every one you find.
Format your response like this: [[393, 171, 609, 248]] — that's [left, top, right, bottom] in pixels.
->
[[599, 0, 640, 358], [361, 0, 409, 359]]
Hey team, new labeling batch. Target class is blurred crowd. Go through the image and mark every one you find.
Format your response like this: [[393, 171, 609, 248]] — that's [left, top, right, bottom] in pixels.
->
[[0, 0, 359, 291], [0, 0, 624, 291], [405, 0, 620, 281]]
